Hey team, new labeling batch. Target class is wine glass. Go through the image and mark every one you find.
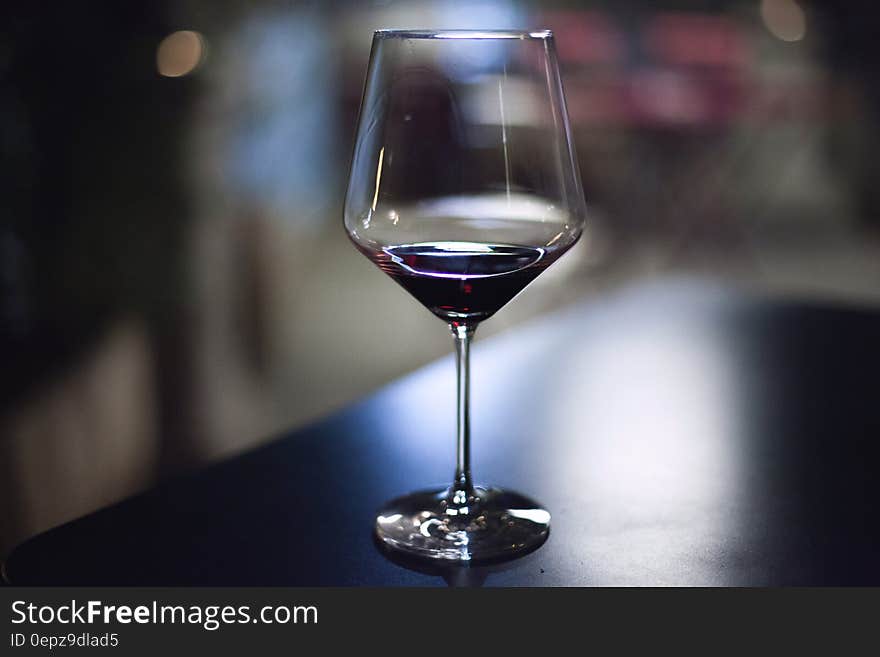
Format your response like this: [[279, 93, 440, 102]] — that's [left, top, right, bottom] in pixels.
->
[[345, 29, 586, 562]]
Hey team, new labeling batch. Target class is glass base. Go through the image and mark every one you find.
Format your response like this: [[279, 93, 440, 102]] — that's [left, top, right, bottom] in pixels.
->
[[375, 486, 550, 563]]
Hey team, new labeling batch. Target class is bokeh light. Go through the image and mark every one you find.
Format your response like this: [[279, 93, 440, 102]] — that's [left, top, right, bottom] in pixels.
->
[[156, 30, 206, 77], [760, 0, 807, 42]]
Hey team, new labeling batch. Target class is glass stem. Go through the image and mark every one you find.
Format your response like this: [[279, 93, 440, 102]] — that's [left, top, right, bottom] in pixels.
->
[[448, 323, 477, 511]]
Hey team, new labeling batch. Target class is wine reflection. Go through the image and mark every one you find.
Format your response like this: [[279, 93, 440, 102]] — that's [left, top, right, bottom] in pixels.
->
[[373, 532, 543, 587]]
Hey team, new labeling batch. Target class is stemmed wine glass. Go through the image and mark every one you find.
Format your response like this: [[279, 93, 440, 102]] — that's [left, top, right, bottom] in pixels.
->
[[345, 29, 586, 562]]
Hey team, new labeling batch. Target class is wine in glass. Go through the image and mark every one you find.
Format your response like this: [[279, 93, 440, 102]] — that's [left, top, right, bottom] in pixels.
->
[[345, 29, 586, 562]]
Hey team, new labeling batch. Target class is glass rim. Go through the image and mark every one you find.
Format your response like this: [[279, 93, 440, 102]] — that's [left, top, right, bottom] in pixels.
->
[[373, 29, 553, 41]]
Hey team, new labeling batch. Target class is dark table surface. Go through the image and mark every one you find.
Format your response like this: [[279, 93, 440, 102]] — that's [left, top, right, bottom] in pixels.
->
[[5, 278, 880, 586]]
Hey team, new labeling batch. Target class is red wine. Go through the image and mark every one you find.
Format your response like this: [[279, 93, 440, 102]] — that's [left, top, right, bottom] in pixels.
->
[[365, 241, 550, 325]]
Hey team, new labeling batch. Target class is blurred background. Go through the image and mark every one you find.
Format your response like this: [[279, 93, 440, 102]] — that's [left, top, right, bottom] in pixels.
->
[[1, 0, 878, 558]]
